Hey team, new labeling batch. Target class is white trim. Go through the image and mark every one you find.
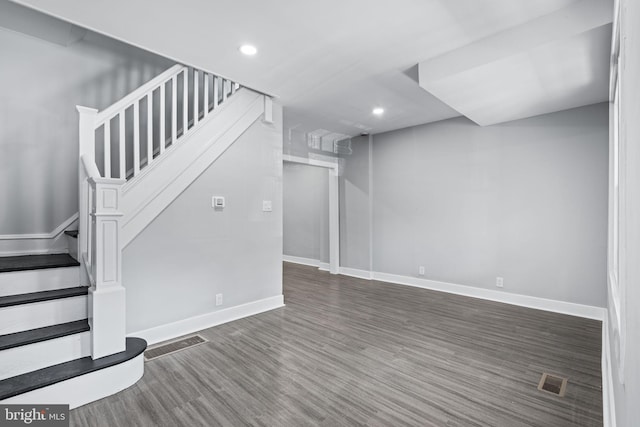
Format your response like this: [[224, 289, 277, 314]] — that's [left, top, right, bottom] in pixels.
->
[[0, 213, 78, 240], [282, 154, 339, 171], [130, 295, 284, 346], [371, 272, 605, 320], [602, 314, 617, 427], [282, 155, 340, 274], [0, 248, 64, 257], [339, 267, 373, 280], [368, 134, 374, 272], [1, 351, 144, 409], [283, 256, 334, 273], [282, 255, 321, 268]]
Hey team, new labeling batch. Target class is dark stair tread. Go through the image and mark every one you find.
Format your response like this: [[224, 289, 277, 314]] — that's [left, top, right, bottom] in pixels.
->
[[0, 287, 88, 309], [0, 337, 147, 400], [64, 230, 78, 238], [0, 320, 90, 352], [0, 254, 80, 273]]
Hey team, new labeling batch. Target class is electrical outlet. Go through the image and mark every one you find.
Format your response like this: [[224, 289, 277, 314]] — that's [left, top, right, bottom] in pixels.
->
[[496, 277, 504, 288], [215, 293, 223, 306], [418, 266, 425, 276], [262, 200, 273, 212]]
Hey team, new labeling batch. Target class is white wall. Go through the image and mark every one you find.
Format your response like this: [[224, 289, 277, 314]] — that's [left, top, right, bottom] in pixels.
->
[[609, 0, 640, 424], [0, 2, 171, 237], [123, 106, 283, 334], [283, 163, 329, 263], [371, 103, 608, 307]]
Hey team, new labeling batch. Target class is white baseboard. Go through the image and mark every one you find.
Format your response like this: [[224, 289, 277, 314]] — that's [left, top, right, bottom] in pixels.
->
[[283, 258, 604, 320], [0, 214, 78, 256], [602, 314, 617, 427], [0, 214, 78, 241], [372, 271, 606, 321], [283, 255, 320, 267], [130, 295, 285, 346], [1, 351, 144, 409], [339, 267, 373, 280], [283, 255, 332, 272]]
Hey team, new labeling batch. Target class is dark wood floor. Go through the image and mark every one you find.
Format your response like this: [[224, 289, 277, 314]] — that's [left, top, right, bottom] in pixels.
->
[[71, 263, 603, 426]]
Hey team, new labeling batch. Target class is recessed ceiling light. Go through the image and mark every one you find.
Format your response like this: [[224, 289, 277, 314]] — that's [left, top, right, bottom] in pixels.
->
[[239, 44, 257, 56], [372, 107, 385, 115]]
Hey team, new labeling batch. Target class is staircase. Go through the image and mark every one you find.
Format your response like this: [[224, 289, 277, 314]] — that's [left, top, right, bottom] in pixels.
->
[[0, 63, 272, 408]]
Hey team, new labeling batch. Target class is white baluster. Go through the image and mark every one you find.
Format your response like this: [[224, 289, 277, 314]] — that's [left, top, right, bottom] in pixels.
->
[[172, 75, 177, 144], [183, 69, 188, 135], [160, 82, 166, 155], [147, 92, 153, 167], [231, 80, 236, 95], [119, 113, 125, 179], [193, 70, 199, 126], [182, 68, 189, 136], [133, 101, 140, 176], [222, 79, 228, 103], [213, 76, 219, 109], [204, 74, 209, 117], [104, 121, 111, 178]]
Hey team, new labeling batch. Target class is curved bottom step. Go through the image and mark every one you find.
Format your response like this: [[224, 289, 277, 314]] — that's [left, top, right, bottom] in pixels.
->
[[0, 337, 146, 409]]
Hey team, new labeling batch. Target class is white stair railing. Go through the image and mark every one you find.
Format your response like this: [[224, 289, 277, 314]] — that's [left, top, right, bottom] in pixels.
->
[[77, 64, 242, 359]]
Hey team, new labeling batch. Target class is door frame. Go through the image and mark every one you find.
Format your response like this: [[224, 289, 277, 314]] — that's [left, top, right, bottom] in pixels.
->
[[282, 154, 340, 274]]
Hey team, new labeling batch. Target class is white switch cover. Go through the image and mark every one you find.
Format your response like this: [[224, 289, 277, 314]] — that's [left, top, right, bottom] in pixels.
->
[[262, 200, 273, 212], [212, 196, 225, 209]]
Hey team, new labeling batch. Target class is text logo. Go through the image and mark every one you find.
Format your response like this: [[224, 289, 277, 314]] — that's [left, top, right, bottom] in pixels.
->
[[0, 405, 69, 427]]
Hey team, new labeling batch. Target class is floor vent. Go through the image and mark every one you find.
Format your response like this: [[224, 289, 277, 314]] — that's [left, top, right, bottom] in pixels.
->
[[538, 373, 568, 397], [144, 335, 208, 361]]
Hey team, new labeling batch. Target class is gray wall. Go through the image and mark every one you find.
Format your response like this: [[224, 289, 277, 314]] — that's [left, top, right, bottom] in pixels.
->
[[283, 163, 329, 263], [371, 103, 608, 307], [124, 106, 283, 334], [339, 135, 371, 270], [0, 2, 171, 235]]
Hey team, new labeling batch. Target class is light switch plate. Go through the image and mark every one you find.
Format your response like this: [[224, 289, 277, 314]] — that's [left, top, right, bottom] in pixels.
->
[[262, 200, 273, 212], [212, 196, 225, 209]]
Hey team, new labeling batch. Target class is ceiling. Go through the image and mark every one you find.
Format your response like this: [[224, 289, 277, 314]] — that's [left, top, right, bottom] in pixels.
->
[[11, 0, 612, 136]]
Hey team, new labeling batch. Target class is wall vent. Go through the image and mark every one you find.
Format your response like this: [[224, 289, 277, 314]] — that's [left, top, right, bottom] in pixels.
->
[[144, 335, 207, 361], [537, 373, 568, 397]]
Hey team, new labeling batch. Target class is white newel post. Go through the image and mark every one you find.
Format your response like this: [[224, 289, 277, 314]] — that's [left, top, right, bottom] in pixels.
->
[[78, 105, 127, 359], [77, 106, 98, 287], [88, 177, 127, 359]]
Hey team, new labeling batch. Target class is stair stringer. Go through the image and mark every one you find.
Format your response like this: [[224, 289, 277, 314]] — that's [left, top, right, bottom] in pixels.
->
[[120, 88, 265, 248]]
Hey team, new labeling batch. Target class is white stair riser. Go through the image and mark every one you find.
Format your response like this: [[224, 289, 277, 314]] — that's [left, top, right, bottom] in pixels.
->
[[0, 296, 87, 335], [0, 353, 144, 409], [0, 267, 80, 297], [0, 332, 90, 381], [66, 236, 79, 261]]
